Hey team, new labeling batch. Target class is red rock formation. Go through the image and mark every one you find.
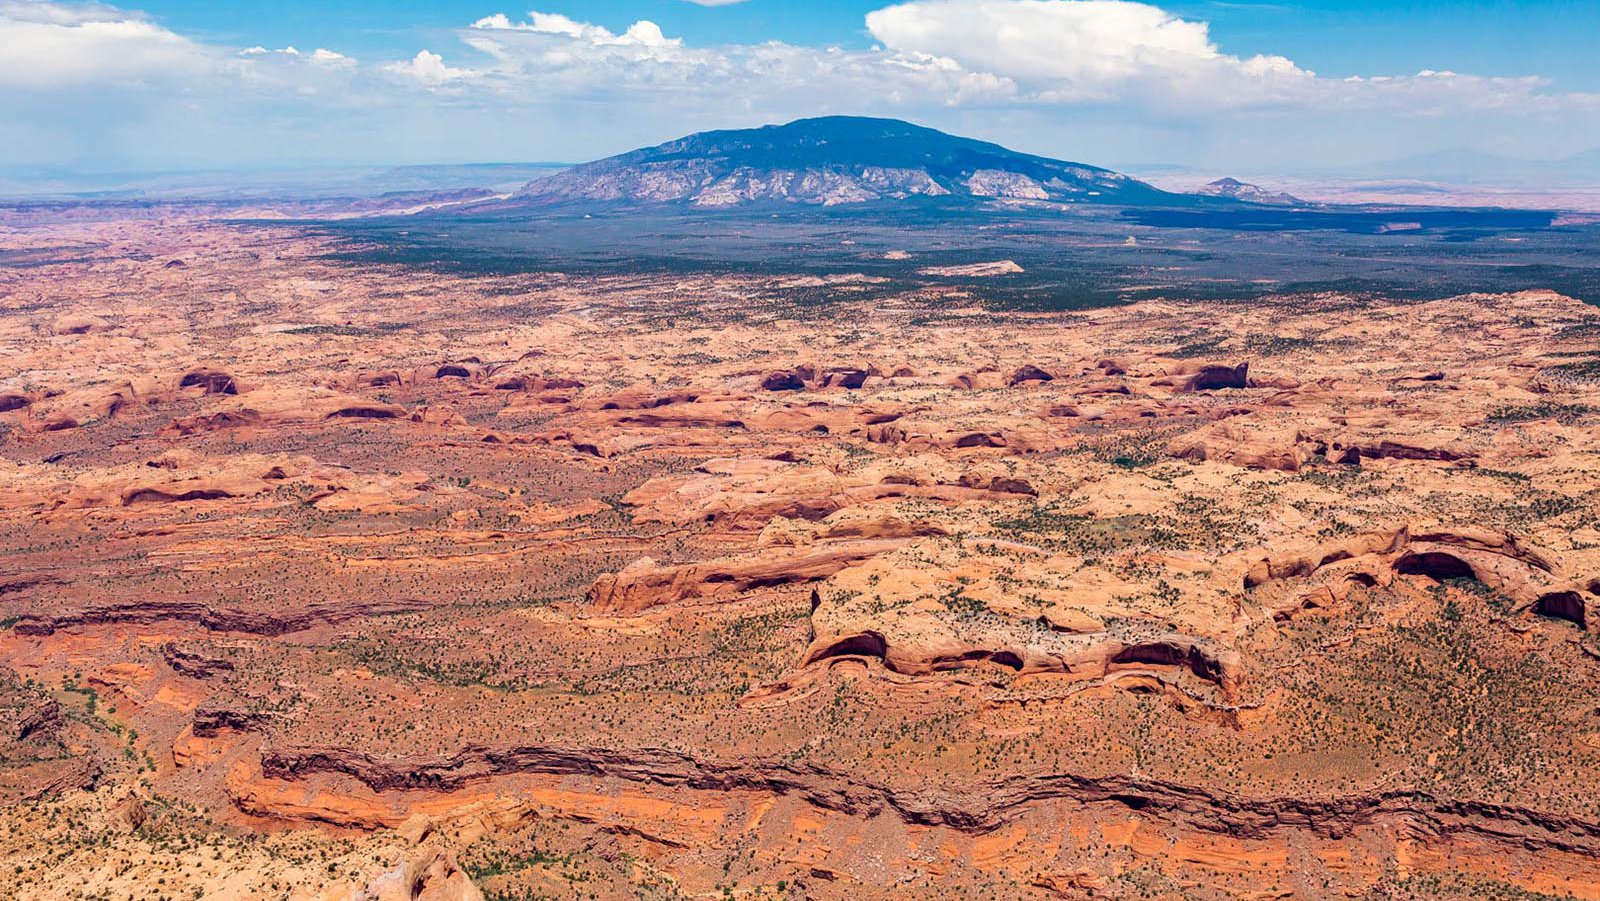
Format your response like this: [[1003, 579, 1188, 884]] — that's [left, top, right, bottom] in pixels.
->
[[179, 369, 239, 395], [588, 538, 914, 614]]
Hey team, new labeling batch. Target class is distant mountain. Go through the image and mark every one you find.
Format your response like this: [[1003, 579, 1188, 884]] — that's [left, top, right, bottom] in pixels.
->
[[1195, 177, 1305, 206], [516, 116, 1182, 208], [0, 162, 568, 201]]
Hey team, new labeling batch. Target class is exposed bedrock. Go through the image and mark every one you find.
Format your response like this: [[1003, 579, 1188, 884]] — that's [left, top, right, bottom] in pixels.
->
[[1324, 438, 1473, 465], [1168, 414, 1480, 472], [620, 456, 1036, 530], [163, 389, 408, 434], [588, 538, 914, 615], [24, 453, 421, 514], [1008, 364, 1055, 386], [1166, 417, 1315, 472], [23, 379, 152, 432], [1237, 523, 1593, 626], [803, 619, 1239, 693], [800, 540, 1246, 700], [178, 368, 239, 395], [161, 643, 238, 679], [249, 740, 1600, 856], [1183, 362, 1250, 392], [193, 700, 276, 739], [761, 369, 808, 392], [863, 420, 1059, 454], [13, 598, 440, 638]]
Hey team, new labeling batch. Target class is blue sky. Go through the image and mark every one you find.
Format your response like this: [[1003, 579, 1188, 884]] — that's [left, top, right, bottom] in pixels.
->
[[124, 0, 1600, 88], [2, 0, 1597, 176]]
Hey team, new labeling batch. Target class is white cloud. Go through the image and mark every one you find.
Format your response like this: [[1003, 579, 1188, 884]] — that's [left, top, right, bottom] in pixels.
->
[[861, 0, 1585, 113], [472, 12, 680, 47], [237, 44, 352, 64], [310, 48, 354, 66], [466, 10, 685, 74], [445, 3, 1596, 117], [456, 9, 1014, 110], [387, 49, 475, 85], [0, 0, 208, 86], [4, 0, 1591, 117], [868, 0, 1260, 90], [0, 0, 1595, 171]]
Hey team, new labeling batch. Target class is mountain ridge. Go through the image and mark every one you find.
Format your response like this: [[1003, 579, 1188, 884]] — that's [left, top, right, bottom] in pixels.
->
[[516, 116, 1184, 208], [1196, 177, 1305, 206]]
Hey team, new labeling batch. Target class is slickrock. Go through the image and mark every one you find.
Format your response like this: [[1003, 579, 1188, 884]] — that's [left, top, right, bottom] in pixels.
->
[[589, 538, 915, 614], [1236, 523, 1595, 626], [1167, 417, 1315, 472], [621, 454, 1035, 529], [803, 538, 1243, 696], [7, 216, 1600, 899]]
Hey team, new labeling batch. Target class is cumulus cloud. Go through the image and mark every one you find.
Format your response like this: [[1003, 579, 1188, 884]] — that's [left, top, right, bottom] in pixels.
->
[[442, 3, 1595, 116], [860, 0, 1599, 113], [871, 0, 1257, 86], [472, 12, 680, 47], [309, 48, 354, 66], [866, 0, 1311, 106], [387, 49, 475, 85], [240, 45, 353, 66], [0, 1, 367, 93], [455, 9, 1012, 108], [1, 0, 1595, 171], [5, 0, 1591, 116], [0, 0, 208, 86]]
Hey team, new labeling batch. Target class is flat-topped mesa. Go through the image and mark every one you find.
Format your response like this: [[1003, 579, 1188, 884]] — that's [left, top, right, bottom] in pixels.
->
[[758, 508, 949, 548], [46, 453, 292, 510]]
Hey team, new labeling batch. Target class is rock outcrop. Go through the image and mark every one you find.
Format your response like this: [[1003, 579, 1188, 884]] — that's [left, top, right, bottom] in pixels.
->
[[589, 538, 914, 615]]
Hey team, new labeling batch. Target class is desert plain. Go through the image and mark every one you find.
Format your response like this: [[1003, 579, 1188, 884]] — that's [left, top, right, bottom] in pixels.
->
[[3, 212, 1600, 900]]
